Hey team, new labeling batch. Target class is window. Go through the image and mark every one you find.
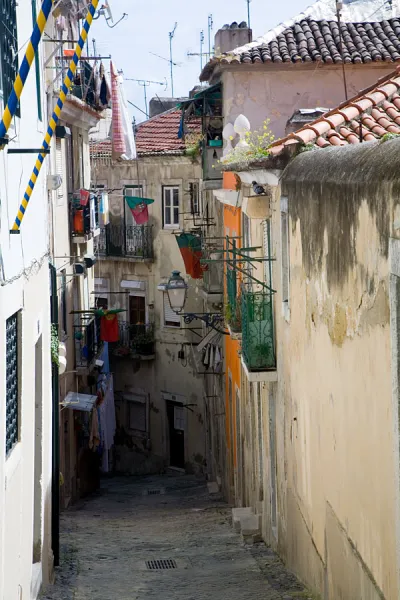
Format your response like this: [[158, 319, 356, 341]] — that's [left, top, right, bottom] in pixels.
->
[[163, 292, 180, 327], [31, 0, 42, 120], [190, 182, 200, 216], [56, 137, 63, 200], [124, 185, 142, 226], [281, 197, 290, 317], [0, 0, 19, 115], [6, 312, 19, 455], [163, 186, 180, 228], [129, 295, 146, 325], [60, 269, 67, 335], [263, 219, 272, 288], [127, 394, 147, 432]]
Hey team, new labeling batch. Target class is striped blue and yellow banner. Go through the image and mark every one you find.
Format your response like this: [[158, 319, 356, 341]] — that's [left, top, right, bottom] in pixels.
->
[[0, 0, 53, 145], [11, 0, 100, 232]]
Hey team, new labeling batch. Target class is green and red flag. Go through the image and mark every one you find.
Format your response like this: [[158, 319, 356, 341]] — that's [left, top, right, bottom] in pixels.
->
[[175, 233, 206, 279], [125, 195, 154, 225]]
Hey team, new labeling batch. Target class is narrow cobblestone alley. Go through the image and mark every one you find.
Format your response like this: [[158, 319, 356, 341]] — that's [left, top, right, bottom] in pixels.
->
[[41, 475, 312, 600]]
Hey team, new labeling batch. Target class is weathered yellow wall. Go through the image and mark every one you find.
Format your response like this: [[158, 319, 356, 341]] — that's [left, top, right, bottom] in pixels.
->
[[236, 141, 400, 599]]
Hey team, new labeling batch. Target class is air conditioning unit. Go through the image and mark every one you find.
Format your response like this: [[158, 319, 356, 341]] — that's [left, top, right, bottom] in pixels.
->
[[73, 263, 86, 276]]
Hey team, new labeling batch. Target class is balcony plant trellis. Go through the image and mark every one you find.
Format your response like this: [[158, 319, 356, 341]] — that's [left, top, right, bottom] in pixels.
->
[[201, 227, 276, 370]]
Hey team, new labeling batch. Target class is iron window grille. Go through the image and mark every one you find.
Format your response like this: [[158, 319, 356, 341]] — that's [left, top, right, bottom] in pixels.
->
[[0, 0, 19, 116], [6, 312, 19, 455]]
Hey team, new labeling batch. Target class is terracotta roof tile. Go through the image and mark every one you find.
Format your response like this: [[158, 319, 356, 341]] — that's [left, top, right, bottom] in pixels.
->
[[202, 18, 400, 80], [90, 110, 201, 159], [269, 67, 400, 156]]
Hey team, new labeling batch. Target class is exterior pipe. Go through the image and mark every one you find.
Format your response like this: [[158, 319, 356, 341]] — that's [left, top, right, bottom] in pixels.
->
[[10, 0, 100, 232], [0, 0, 53, 146], [49, 263, 60, 566]]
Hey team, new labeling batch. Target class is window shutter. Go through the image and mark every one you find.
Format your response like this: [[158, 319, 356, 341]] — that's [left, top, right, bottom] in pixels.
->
[[163, 293, 180, 326], [263, 220, 272, 287], [129, 401, 147, 432], [56, 138, 63, 198]]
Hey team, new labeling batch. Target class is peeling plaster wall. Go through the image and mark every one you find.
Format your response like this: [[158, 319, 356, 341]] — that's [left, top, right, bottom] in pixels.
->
[[222, 64, 397, 137], [257, 140, 400, 599], [91, 155, 207, 474]]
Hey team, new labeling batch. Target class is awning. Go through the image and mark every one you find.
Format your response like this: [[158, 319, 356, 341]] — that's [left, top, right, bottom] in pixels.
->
[[61, 392, 97, 412]]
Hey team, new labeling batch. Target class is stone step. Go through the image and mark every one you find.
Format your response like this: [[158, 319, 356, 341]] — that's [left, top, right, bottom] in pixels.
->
[[232, 506, 253, 532]]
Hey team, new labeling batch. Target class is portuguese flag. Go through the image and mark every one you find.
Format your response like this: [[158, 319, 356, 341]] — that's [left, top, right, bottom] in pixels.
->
[[125, 196, 154, 225], [175, 233, 206, 279]]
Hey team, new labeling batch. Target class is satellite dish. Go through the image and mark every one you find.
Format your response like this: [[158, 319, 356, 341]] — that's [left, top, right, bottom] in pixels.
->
[[102, 2, 114, 23]]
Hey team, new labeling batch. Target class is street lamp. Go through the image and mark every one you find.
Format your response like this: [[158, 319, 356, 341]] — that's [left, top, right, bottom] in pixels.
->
[[165, 270, 188, 314], [161, 270, 228, 334]]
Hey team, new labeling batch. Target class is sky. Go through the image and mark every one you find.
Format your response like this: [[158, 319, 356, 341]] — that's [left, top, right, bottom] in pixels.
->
[[91, 0, 312, 124]]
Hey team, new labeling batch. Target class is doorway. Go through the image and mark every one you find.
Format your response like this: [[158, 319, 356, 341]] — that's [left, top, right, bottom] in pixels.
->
[[129, 295, 146, 325], [33, 336, 43, 564], [166, 401, 185, 469]]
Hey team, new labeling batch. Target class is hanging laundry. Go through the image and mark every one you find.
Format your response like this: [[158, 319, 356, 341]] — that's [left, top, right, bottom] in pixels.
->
[[118, 72, 137, 160], [175, 233, 205, 279], [125, 195, 154, 225], [89, 406, 100, 451], [99, 192, 110, 226], [99, 62, 111, 109], [80, 189, 90, 206], [111, 61, 126, 155]]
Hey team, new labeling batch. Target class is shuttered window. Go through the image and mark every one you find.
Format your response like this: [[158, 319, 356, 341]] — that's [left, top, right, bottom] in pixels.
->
[[163, 292, 180, 327], [281, 197, 290, 311], [0, 0, 19, 115], [126, 393, 147, 432], [6, 312, 19, 455], [56, 137, 63, 199], [163, 186, 180, 228], [263, 220, 272, 288]]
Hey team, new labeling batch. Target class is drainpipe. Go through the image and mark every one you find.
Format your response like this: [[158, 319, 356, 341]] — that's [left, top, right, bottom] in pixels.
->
[[49, 263, 60, 566]]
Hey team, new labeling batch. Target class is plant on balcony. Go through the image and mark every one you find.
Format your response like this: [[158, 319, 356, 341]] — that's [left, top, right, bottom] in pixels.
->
[[51, 325, 59, 366], [220, 118, 275, 167], [224, 300, 242, 333]]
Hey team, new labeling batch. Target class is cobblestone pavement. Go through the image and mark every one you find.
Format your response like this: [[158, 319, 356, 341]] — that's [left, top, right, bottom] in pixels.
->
[[41, 474, 313, 600]]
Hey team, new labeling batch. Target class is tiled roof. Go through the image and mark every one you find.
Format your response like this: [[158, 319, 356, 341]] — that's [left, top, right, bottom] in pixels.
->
[[200, 0, 400, 81], [135, 109, 200, 156], [90, 109, 201, 159], [269, 67, 400, 156]]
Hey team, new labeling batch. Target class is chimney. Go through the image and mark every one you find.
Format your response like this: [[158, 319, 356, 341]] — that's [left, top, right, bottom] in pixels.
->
[[214, 21, 252, 56]]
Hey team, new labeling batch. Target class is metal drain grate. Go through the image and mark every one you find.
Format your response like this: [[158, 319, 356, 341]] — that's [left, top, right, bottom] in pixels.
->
[[146, 559, 177, 570], [148, 489, 161, 495]]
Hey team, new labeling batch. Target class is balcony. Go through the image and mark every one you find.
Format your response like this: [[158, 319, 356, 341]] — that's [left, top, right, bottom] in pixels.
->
[[241, 288, 276, 374], [74, 316, 103, 371], [112, 322, 155, 360], [70, 61, 97, 109], [70, 194, 100, 243], [94, 224, 153, 260]]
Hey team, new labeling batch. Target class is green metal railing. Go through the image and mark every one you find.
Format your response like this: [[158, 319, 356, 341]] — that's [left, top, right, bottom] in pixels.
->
[[241, 288, 276, 371]]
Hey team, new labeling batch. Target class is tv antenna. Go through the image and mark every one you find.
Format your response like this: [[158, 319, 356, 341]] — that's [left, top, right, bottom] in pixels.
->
[[246, 0, 252, 30], [93, 2, 128, 28], [187, 31, 208, 71], [208, 15, 213, 59], [169, 22, 178, 97], [125, 77, 167, 119], [149, 51, 182, 67]]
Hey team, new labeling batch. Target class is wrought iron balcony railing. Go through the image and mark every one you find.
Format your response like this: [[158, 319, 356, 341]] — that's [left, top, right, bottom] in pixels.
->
[[74, 316, 102, 369], [94, 224, 153, 260], [241, 288, 276, 371], [113, 322, 155, 357], [70, 60, 97, 109], [226, 266, 242, 332]]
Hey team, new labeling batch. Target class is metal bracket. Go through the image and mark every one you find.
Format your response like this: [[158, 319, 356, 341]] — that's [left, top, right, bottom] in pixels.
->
[[183, 312, 228, 335]]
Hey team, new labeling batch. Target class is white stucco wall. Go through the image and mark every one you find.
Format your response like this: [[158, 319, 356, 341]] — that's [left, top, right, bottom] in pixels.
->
[[0, 2, 52, 597]]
